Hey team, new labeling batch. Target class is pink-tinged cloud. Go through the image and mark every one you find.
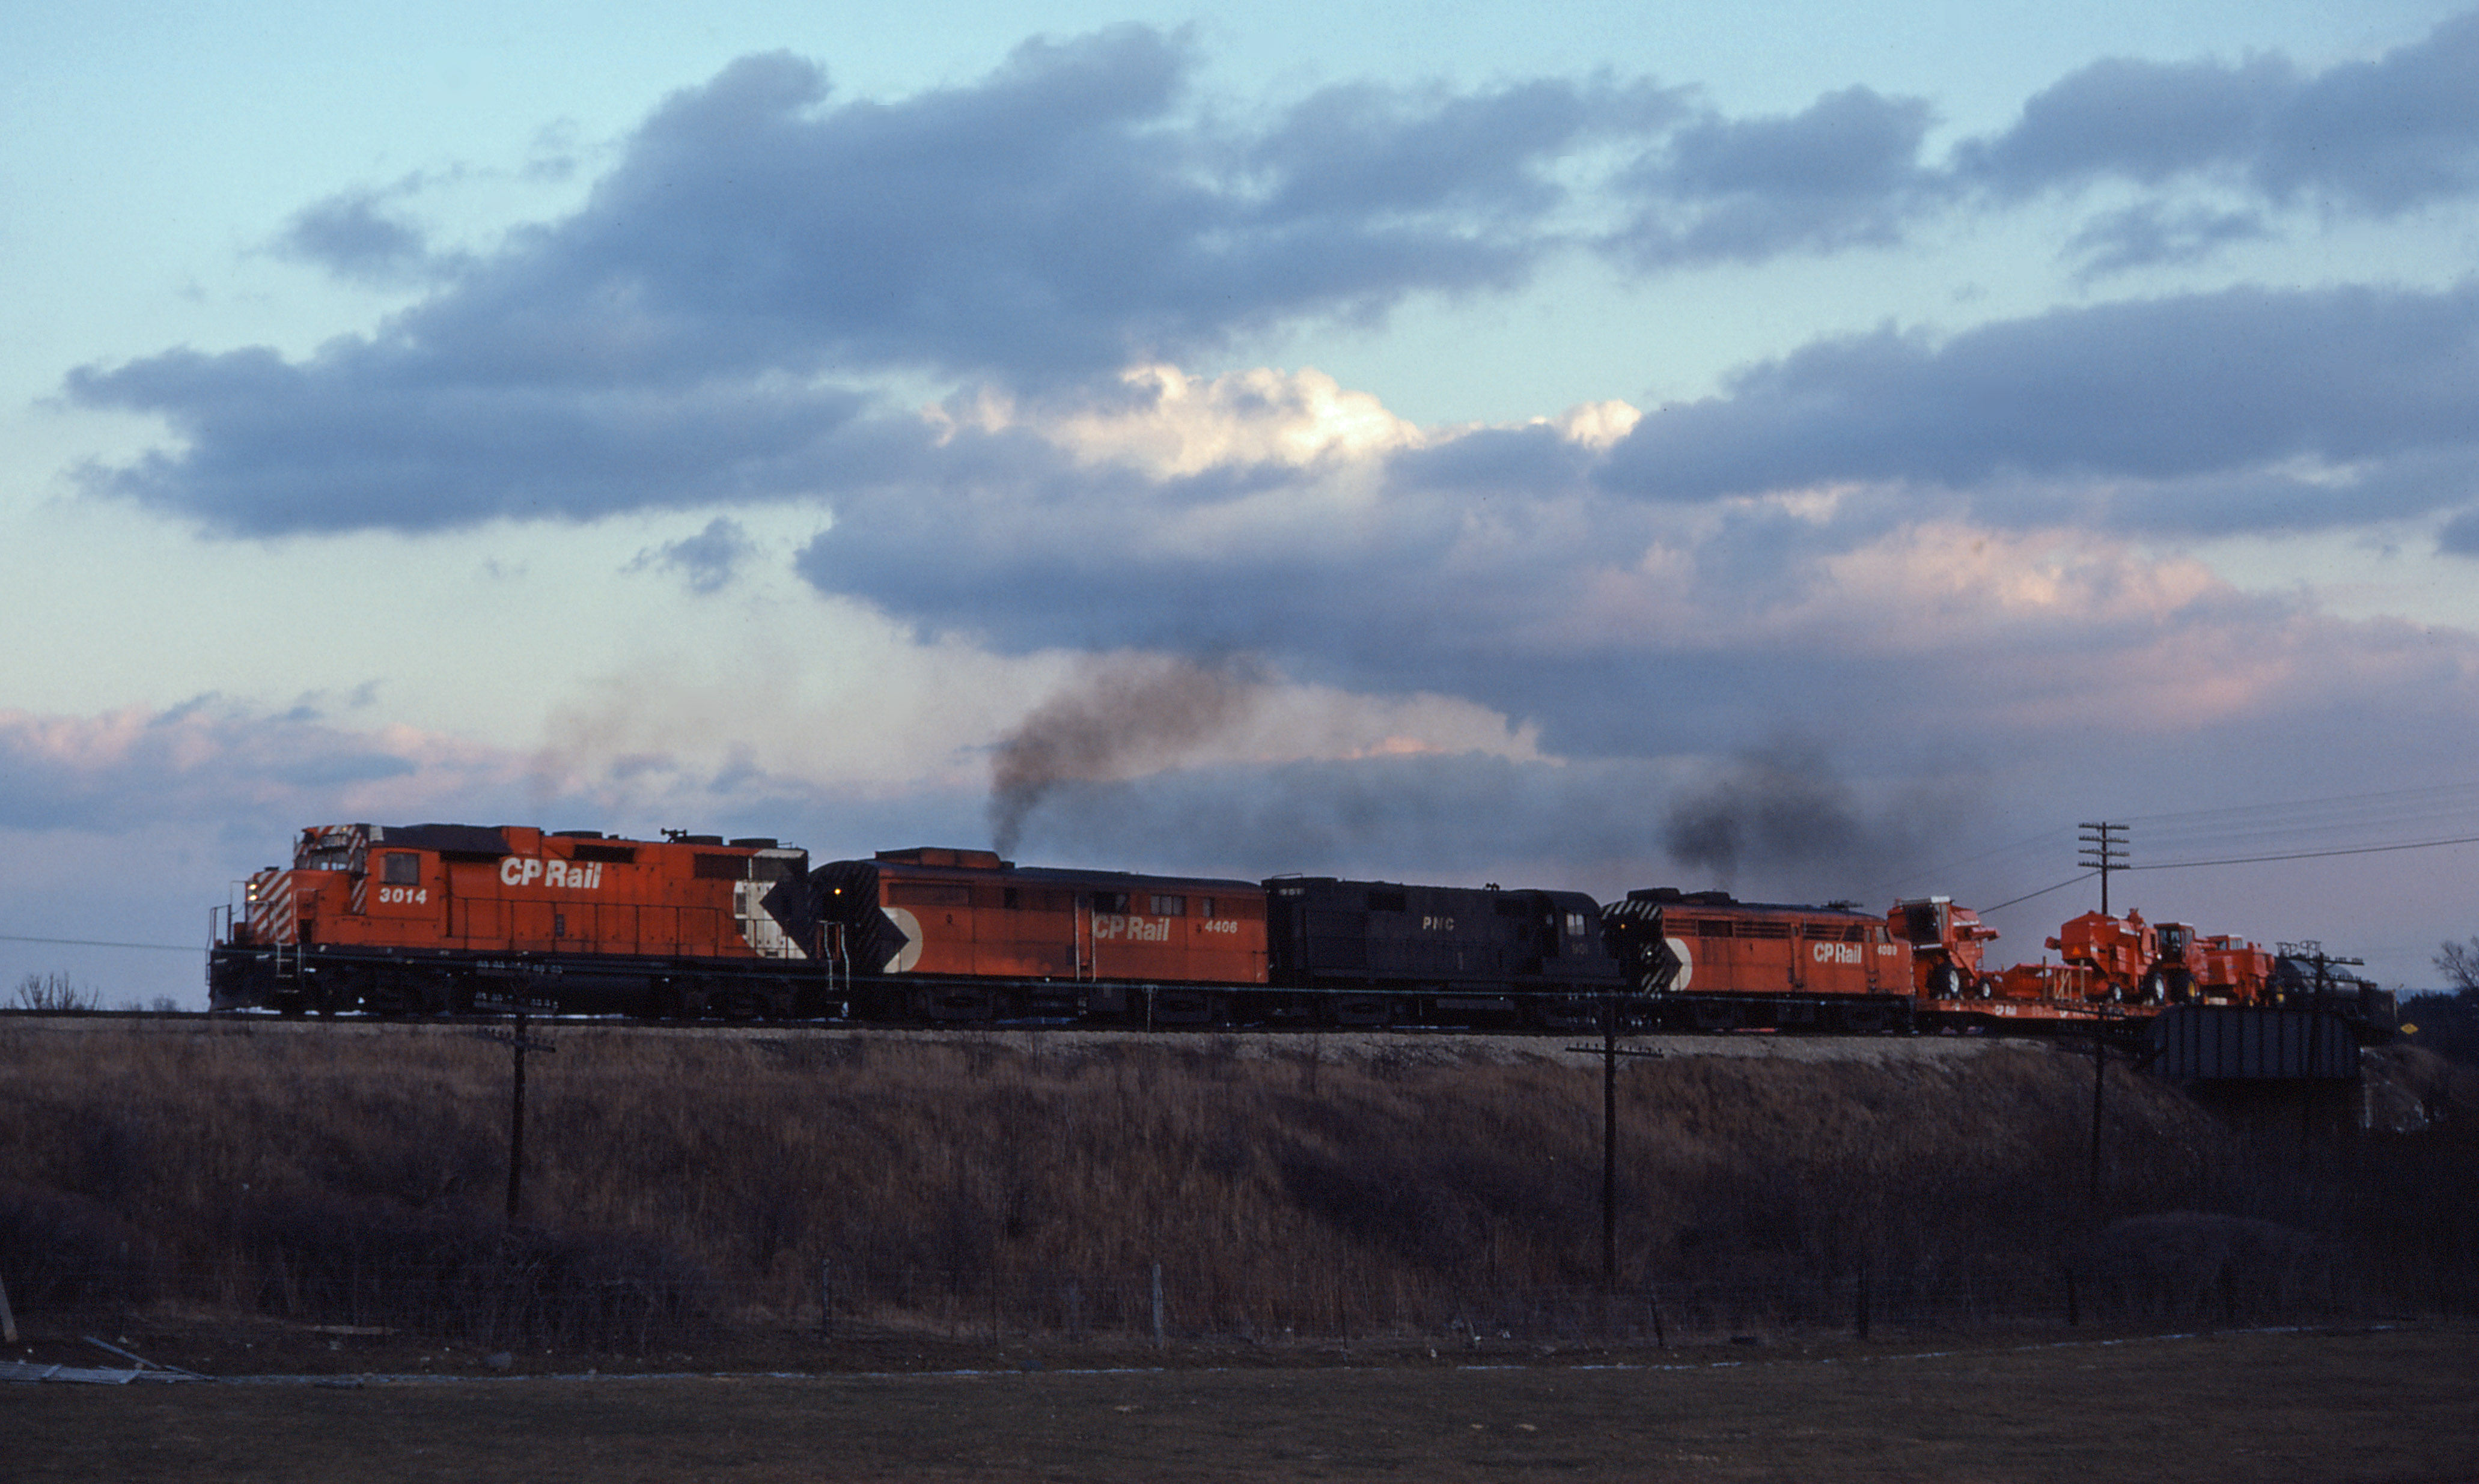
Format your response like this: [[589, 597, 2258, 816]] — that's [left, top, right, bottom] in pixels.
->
[[0, 702, 528, 832]]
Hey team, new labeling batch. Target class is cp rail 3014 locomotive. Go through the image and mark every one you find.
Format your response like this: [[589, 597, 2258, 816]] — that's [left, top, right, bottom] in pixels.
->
[[207, 821, 2396, 1036]]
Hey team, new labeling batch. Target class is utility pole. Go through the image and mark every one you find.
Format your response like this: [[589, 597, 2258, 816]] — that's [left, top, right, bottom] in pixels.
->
[[2088, 1012, 2108, 1204], [2275, 940, 2365, 1009], [472, 1012, 556, 1223], [1602, 988, 1617, 1289], [2078, 823, 2129, 916], [1571, 988, 1663, 1292]]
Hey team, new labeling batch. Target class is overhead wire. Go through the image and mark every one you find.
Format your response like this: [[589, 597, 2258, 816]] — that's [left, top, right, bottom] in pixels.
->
[[1, 932, 199, 953], [2130, 834, 2479, 871], [1975, 872, 2096, 913], [1879, 779, 2479, 907]]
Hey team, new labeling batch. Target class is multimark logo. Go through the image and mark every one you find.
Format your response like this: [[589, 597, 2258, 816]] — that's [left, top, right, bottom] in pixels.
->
[[497, 857, 607, 889]]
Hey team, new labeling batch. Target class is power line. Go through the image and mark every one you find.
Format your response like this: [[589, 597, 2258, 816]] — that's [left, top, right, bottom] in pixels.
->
[[1874, 779, 2479, 905], [1978, 872, 2096, 913], [2121, 782, 2479, 854], [0, 933, 199, 953], [2130, 833, 2479, 871], [1968, 830, 2476, 919]]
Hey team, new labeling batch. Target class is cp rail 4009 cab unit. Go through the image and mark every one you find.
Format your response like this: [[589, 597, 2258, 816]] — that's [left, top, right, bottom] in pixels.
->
[[811, 847, 1269, 1023], [208, 823, 817, 1018]]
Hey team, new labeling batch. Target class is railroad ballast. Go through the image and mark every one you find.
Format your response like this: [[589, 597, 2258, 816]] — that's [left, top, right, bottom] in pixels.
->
[[206, 821, 2397, 1035]]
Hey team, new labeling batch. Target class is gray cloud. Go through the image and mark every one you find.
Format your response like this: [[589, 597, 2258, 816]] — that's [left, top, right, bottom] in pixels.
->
[[276, 189, 442, 285], [67, 345, 897, 533], [2063, 202, 2273, 278], [629, 516, 760, 594], [1957, 11, 2479, 213], [67, 28, 1668, 535], [2441, 508, 2479, 557], [1251, 74, 1683, 223], [1615, 87, 1943, 266], [1958, 54, 2293, 195], [0, 699, 415, 833], [785, 275, 2479, 764], [1598, 281, 2479, 517], [64, 19, 2479, 541]]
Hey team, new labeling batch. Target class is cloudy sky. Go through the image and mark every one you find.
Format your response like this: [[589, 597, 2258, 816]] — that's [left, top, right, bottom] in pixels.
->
[[10, 0, 2479, 1004]]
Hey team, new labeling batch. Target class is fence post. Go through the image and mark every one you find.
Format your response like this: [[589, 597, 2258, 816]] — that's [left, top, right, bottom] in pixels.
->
[[2064, 1267, 2079, 1328], [1645, 1285, 1666, 1350], [1151, 1264, 1164, 1350], [1854, 1266, 1871, 1340], [819, 1259, 832, 1340], [0, 1268, 15, 1344]]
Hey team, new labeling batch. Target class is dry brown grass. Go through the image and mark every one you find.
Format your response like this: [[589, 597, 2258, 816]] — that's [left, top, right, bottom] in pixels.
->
[[2, 1018, 2473, 1358]]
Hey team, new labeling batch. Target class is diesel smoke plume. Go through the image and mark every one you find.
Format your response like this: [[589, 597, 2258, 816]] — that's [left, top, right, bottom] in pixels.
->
[[990, 655, 1267, 858], [1662, 740, 1886, 892]]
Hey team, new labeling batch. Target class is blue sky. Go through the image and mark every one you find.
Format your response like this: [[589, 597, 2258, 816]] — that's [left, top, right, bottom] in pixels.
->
[[7, 0, 2479, 1003]]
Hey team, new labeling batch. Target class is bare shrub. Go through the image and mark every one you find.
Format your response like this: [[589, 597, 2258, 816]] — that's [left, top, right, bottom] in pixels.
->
[[11, 972, 98, 1011], [0, 1178, 157, 1315], [233, 1192, 712, 1349]]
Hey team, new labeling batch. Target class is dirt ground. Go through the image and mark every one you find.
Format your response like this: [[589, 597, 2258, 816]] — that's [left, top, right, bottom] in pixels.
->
[[8, 1324, 2474, 1482]]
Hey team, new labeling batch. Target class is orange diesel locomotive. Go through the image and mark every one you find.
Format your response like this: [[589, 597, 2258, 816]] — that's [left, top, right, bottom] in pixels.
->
[[209, 823, 818, 1017], [811, 847, 1269, 1022], [1602, 889, 1915, 1032]]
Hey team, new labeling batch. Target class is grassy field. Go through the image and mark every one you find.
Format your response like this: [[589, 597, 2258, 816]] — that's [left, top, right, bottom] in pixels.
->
[[4, 1016, 2476, 1363], [7, 1325, 2472, 1482]]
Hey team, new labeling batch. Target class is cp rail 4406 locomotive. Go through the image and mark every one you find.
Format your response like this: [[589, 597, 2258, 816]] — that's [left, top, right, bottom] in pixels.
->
[[207, 821, 2397, 1036]]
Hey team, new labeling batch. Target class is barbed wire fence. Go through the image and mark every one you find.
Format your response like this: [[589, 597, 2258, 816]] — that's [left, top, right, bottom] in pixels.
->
[[1, 1244, 2457, 1357]]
